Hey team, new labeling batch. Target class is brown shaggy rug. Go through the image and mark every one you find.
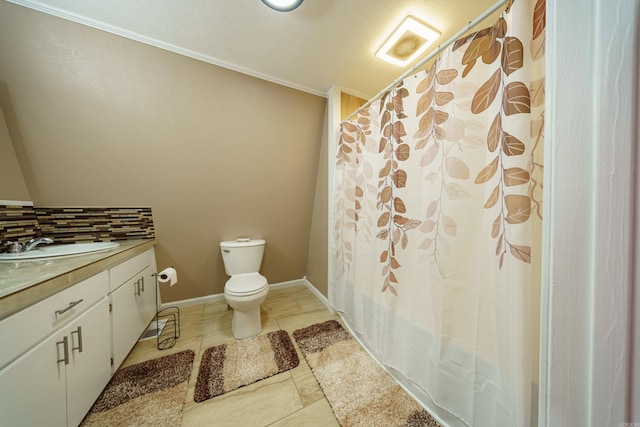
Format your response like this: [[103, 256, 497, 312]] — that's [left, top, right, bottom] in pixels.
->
[[81, 350, 195, 427], [194, 330, 299, 402], [293, 320, 441, 427]]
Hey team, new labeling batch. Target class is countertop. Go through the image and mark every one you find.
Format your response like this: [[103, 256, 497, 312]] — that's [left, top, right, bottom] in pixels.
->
[[0, 239, 156, 320]]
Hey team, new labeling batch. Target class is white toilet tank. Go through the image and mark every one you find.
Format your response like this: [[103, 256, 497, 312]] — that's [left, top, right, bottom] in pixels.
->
[[220, 239, 265, 276]]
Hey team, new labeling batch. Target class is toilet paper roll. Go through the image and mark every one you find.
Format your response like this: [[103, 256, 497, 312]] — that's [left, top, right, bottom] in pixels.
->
[[158, 267, 178, 287]]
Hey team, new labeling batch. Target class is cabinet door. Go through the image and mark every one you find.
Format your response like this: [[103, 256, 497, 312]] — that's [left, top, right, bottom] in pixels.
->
[[0, 329, 67, 427], [65, 298, 112, 427], [137, 266, 157, 329], [110, 265, 156, 370]]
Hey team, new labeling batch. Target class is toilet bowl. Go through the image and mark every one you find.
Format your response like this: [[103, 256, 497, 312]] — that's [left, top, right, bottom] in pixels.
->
[[220, 239, 268, 339], [224, 273, 268, 339]]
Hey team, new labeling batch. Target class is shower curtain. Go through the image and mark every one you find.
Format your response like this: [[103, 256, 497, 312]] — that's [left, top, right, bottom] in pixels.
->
[[330, 0, 545, 425]]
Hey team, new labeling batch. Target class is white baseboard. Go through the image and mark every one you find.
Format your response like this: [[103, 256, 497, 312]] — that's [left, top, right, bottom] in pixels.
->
[[159, 292, 225, 309], [159, 277, 331, 310], [270, 278, 307, 290], [301, 276, 335, 313]]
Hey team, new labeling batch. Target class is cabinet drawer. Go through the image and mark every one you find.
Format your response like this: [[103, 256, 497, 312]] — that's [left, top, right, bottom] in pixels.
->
[[109, 249, 153, 292], [0, 270, 109, 369]]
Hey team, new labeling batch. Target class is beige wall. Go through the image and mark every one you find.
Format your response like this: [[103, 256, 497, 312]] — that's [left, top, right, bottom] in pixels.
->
[[0, 103, 30, 201], [0, 2, 327, 302], [305, 109, 329, 296]]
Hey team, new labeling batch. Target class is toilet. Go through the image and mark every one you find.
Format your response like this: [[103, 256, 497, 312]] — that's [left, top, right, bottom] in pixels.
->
[[220, 238, 269, 339]]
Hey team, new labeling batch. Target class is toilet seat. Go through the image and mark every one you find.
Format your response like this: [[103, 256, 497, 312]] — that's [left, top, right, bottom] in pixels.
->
[[225, 273, 268, 296]]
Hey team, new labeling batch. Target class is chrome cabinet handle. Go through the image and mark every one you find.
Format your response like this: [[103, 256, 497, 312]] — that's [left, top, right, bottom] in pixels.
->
[[134, 276, 145, 295], [71, 326, 83, 353], [56, 336, 69, 365], [55, 299, 84, 317]]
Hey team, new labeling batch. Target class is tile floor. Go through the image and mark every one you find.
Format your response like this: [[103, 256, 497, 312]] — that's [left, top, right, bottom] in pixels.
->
[[121, 284, 342, 426]]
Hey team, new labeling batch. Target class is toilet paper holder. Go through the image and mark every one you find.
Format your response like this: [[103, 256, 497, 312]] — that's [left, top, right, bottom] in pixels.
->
[[151, 268, 180, 350]]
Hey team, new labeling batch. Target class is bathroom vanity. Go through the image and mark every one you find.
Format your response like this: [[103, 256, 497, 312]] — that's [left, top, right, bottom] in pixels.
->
[[0, 239, 157, 427]]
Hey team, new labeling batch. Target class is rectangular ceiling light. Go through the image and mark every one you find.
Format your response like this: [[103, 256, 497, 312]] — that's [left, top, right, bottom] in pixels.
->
[[375, 16, 441, 67]]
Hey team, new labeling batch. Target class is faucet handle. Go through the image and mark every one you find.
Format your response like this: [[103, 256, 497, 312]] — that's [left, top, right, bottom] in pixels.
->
[[5, 241, 25, 253]]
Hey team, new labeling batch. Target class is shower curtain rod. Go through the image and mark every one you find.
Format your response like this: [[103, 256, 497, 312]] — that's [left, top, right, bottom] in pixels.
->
[[342, 0, 508, 123]]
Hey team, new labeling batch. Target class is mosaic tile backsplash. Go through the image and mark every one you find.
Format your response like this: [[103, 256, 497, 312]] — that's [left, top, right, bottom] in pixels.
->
[[0, 203, 154, 251], [0, 204, 40, 247]]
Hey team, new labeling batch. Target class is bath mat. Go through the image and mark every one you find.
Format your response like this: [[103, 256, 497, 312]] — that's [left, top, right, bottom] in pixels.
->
[[293, 320, 441, 427], [81, 349, 195, 427], [194, 329, 299, 402]]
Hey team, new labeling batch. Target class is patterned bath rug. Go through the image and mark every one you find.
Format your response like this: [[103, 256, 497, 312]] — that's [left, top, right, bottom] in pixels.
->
[[81, 349, 195, 427], [194, 329, 299, 402], [293, 320, 442, 427]]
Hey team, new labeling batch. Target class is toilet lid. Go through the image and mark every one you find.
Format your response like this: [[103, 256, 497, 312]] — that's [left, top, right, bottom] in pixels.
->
[[225, 273, 268, 295]]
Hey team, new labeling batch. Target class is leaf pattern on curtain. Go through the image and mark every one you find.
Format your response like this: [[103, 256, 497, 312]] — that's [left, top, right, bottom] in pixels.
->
[[334, 0, 545, 290], [335, 113, 373, 275], [377, 86, 422, 295], [529, 0, 546, 218], [414, 66, 471, 274], [456, 14, 535, 267]]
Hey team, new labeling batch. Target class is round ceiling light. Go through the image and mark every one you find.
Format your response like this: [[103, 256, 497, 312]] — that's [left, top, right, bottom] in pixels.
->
[[261, 0, 303, 12]]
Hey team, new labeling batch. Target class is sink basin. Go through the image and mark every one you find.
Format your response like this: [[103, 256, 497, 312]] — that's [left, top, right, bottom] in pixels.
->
[[0, 242, 120, 260]]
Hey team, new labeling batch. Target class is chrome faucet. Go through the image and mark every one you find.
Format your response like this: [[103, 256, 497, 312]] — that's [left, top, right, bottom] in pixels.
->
[[3, 237, 55, 253], [24, 237, 54, 251]]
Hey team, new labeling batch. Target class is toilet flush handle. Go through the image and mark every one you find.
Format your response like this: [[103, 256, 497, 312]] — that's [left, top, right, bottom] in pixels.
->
[[222, 248, 231, 253]]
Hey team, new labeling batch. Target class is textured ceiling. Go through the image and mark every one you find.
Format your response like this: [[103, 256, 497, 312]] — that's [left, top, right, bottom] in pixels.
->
[[7, 0, 503, 99]]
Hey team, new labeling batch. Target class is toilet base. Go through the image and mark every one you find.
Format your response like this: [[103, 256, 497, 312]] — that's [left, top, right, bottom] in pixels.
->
[[231, 306, 262, 339], [224, 285, 269, 340]]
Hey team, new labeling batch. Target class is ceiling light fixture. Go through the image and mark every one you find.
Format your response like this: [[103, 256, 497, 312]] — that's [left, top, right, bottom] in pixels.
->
[[375, 15, 441, 67], [261, 0, 303, 12]]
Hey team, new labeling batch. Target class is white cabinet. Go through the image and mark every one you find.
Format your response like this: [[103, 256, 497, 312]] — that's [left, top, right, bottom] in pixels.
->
[[0, 272, 111, 427], [0, 324, 67, 426], [0, 245, 158, 427], [109, 249, 156, 371], [65, 298, 111, 426]]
